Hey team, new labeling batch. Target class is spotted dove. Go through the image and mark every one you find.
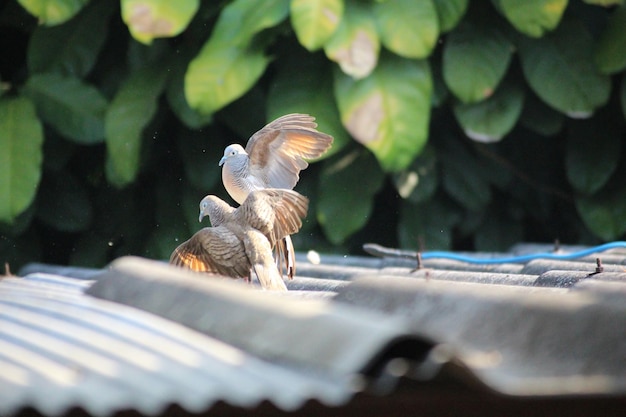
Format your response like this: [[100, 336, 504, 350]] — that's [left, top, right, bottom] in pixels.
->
[[169, 189, 309, 291], [219, 113, 333, 279]]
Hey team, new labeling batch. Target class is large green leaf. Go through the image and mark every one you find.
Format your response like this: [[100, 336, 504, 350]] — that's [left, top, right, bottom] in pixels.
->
[[565, 117, 621, 195], [576, 186, 626, 240], [290, 0, 344, 51], [519, 91, 564, 136], [593, 6, 626, 74], [18, 0, 90, 25], [105, 66, 169, 187], [324, 0, 379, 79], [35, 171, 93, 232], [317, 150, 385, 244], [121, 0, 199, 44], [267, 52, 349, 157], [492, 0, 567, 38], [453, 79, 524, 143], [443, 20, 513, 103], [0, 97, 44, 224], [24, 73, 107, 143], [440, 144, 491, 211], [27, 0, 115, 76], [209, 0, 289, 46], [433, 0, 468, 33], [334, 53, 432, 172], [518, 18, 611, 118], [374, 0, 438, 59], [185, 45, 270, 115], [399, 197, 461, 250]]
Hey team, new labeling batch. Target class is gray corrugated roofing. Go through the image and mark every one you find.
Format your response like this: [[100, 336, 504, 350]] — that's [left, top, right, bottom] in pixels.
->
[[3, 243, 626, 416]]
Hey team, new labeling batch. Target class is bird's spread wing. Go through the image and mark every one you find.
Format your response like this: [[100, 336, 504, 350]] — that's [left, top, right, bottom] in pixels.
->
[[238, 189, 309, 246], [244, 114, 333, 190], [169, 227, 250, 278]]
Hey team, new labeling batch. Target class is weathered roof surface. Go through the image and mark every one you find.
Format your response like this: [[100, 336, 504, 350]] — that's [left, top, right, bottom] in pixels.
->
[[4, 243, 626, 416]]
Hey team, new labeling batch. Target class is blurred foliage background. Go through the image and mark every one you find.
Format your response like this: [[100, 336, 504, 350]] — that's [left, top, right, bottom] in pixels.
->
[[1, 0, 626, 270]]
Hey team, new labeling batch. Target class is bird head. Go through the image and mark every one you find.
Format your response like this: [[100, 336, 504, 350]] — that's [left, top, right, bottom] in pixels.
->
[[198, 195, 233, 225], [219, 144, 247, 166]]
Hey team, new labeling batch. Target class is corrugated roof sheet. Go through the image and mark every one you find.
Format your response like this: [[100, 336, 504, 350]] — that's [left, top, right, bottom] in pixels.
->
[[3, 242, 626, 416]]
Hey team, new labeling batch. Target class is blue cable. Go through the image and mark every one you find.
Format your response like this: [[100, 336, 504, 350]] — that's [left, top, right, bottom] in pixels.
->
[[419, 241, 626, 264]]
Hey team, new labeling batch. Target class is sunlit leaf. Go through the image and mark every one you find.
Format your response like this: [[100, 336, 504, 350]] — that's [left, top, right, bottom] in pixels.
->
[[24, 73, 107, 143], [565, 116, 621, 195], [105, 66, 169, 187], [399, 197, 460, 250], [291, 0, 344, 51], [18, 0, 90, 25], [593, 6, 626, 74], [518, 18, 610, 118], [334, 53, 432, 171], [433, 0, 468, 32], [453, 79, 524, 143], [324, 0, 379, 79], [317, 150, 385, 244], [36, 171, 93, 232], [209, 0, 289, 46], [27, 0, 115, 76], [268, 52, 349, 157], [185, 45, 269, 115], [492, 0, 567, 38], [443, 20, 513, 103], [121, 0, 199, 44], [0, 97, 44, 224], [374, 0, 438, 59]]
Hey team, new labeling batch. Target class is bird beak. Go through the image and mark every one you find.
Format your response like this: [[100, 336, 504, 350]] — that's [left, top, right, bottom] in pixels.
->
[[199, 210, 205, 223], [218, 156, 226, 166]]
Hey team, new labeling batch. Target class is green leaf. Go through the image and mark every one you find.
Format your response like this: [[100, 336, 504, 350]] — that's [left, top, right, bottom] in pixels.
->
[[519, 91, 564, 136], [518, 18, 611, 118], [24, 73, 107, 143], [565, 117, 621, 195], [593, 6, 626, 74], [443, 20, 513, 103], [209, 0, 289, 46], [0, 97, 44, 224], [440, 144, 491, 211], [492, 0, 567, 38], [185, 45, 270, 115], [334, 53, 432, 171], [583, 0, 623, 5], [290, 0, 344, 51], [165, 48, 213, 129], [324, 0, 379, 79], [18, 0, 90, 25], [105, 66, 169, 187], [121, 0, 199, 44], [433, 0, 468, 32], [392, 145, 438, 203], [399, 197, 460, 250], [267, 51, 349, 157], [576, 186, 626, 241], [317, 150, 385, 244], [36, 171, 93, 232], [453, 79, 524, 143], [374, 0, 438, 59], [27, 0, 115, 77]]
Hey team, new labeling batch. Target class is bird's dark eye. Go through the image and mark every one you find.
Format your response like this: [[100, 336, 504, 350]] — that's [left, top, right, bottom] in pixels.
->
[[230, 150, 236, 156]]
